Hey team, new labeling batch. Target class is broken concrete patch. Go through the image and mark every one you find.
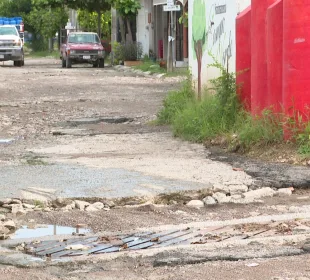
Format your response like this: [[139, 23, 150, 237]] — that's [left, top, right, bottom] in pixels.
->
[[243, 187, 276, 200]]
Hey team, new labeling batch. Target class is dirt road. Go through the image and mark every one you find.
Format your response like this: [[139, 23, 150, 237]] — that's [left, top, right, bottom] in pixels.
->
[[1, 58, 310, 280], [0, 58, 253, 201]]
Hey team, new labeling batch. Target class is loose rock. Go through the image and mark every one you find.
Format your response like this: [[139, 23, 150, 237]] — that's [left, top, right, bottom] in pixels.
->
[[243, 187, 275, 200], [212, 192, 230, 203], [186, 200, 204, 208], [0, 214, 5, 221], [3, 220, 16, 231], [0, 198, 12, 206], [202, 196, 217, 206], [276, 188, 292, 197], [212, 183, 229, 194], [11, 204, 26, 215], [92, 202, 104, 210], [75, 200, 90, 211], [228, 185, 248, 195], [0, 225, 10, 235], [23, 203, 36, 209]]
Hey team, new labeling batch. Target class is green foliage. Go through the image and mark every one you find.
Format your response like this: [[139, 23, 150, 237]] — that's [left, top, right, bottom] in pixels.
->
[[157, 78, 194, 125], [27, 6, 68, 38], [178, 12, 188, 27], [236, 110, 283, 149], [78, 9, 111, 37], [296, 122, 310, 156], [112, 41, 124, 64], [133, 61, 166, 74], [157, 61, 285, 149], [114, 0, 141, 19], [113, 41, 142, 62]]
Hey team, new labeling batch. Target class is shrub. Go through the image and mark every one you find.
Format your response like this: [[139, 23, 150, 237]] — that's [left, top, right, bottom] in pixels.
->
[[157, 78, 194, 124]]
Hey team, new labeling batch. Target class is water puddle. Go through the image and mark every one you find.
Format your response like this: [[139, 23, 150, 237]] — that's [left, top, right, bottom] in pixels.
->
[[10, 225, 91, 240]]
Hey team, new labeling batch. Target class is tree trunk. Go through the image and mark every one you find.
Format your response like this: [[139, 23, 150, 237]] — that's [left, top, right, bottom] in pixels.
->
[[194, 40, 203, 101], [97, 9, 102, 38], [118, 16, 126, 43], [126, 18, 133, 43]]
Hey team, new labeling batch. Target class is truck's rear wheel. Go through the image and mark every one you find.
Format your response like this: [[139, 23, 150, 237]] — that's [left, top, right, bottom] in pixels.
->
[[99, 59, 105, 68], [62, 58, 66, 68], [66, 57, 72, 68]]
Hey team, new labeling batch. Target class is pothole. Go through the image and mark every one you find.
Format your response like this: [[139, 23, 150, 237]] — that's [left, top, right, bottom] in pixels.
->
[[66, 116, 134, 126], [10, 224, 91, 240]]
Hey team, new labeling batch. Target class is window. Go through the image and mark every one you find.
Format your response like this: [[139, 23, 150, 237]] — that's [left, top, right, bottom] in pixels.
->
[[0, 27, 18, 36], [68, 33, 100, 44]]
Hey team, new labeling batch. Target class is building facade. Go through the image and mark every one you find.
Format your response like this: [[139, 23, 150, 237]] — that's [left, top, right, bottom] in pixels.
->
[[188, 0, 250, 93]]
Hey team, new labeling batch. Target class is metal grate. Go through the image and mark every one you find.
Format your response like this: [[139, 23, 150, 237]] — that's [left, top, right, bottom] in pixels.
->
[[22, 222, 285, 259]]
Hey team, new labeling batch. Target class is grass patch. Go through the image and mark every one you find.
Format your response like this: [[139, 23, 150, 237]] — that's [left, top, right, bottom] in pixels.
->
[[133, 60, 166, 74], [157, 62, 310, 159], [26, 50, 60, 59]]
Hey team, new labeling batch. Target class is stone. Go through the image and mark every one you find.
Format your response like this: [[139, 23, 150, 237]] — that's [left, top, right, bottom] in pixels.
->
[[43, 207, 51, 212], [202, 196, 217, 206], [0, 198, 12, 206], [85, 205, 99, 212], [0, 225, 10, 235], [276, 188, 292, 197], [92, 202, 104, 210], [10, 199, 22, 204], [0, 214, 5, 221], [11, 204, 26, 215], [3, 220, 16, 231], [2, 204, 13, 209], [243, 187, 276, 200], [104, 200, 115, 208], [23, 203, 36, 209], [75, 200, 90, 211], [54, 197, 73, 208], [103, 208, 110, 211], [186, 200, 204, 208], [212, 192, 230, 203], [228, 185, 248, 195], [212, 183, 229, 194], [62, 205, 72, 211]]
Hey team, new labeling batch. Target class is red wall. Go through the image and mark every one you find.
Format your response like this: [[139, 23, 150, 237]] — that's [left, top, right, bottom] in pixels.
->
[[237, 0, 310, 125], [236, 6, 251, 110], [266, 0, 283, 113], [283, 0, 310, 121], [251, 0, 270, 114]]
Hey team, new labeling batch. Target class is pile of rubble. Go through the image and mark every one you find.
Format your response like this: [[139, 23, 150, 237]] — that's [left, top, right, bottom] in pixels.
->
[[186, 186, 293, 208], [0, 198, 116, 216]]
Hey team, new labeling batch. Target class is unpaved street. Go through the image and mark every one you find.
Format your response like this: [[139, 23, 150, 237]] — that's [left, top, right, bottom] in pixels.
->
[[0, 58, 253, 201], [1, 58, 310, 280]]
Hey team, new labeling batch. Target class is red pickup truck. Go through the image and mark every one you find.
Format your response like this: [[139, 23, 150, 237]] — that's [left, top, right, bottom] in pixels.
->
[[60, 32, 105, 68]]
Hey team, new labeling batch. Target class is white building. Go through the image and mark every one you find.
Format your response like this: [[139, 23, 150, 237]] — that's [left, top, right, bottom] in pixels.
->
[[188, 0, 250, 89]]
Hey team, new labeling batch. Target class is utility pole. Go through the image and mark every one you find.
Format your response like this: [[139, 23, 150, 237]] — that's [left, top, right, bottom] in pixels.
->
[[164, 0, 180, 72]]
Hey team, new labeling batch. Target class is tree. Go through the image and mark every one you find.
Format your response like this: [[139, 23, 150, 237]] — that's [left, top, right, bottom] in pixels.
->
[[78, 9, 111, 38], [113, 0, 141, 43], [192, 0, 207, 100], [33, 0, 111, 38]]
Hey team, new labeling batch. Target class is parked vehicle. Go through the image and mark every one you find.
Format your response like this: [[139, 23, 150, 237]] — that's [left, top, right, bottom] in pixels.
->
[[60, 32, 105, 68], [0, 17, 25, 67]]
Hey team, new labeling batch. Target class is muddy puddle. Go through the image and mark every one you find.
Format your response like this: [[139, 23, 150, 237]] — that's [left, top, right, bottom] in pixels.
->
[[10, 225, 91, 240]]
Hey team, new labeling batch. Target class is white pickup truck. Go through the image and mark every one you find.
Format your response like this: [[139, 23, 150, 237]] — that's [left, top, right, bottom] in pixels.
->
[[0, 25, 24, 66]]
